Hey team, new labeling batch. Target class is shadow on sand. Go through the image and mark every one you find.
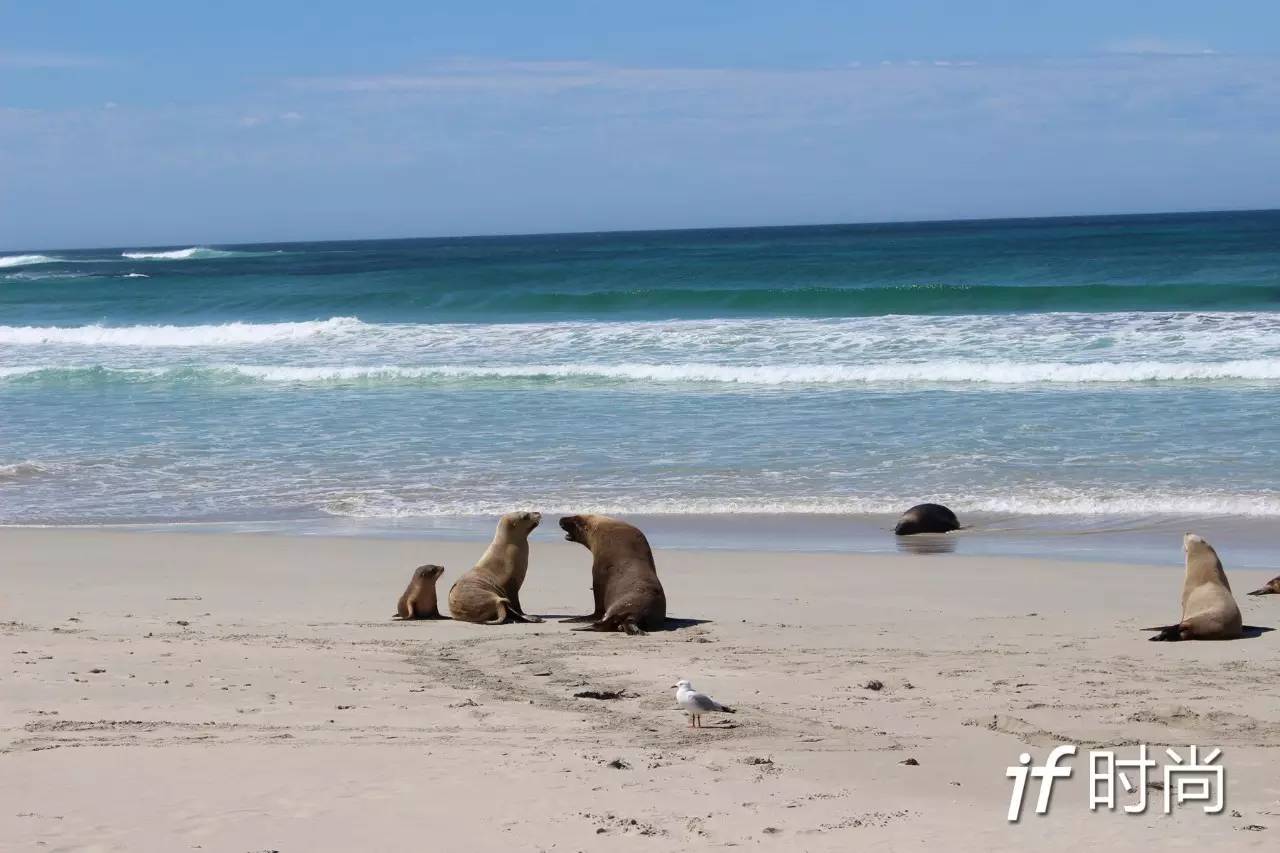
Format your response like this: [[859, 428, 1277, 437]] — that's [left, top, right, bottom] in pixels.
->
[[531, 615, 711, 631], [895, 534, 958, 555]]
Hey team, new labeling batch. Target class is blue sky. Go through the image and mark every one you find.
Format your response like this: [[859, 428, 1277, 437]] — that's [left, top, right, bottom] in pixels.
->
[[3, 1, 1279, 249]]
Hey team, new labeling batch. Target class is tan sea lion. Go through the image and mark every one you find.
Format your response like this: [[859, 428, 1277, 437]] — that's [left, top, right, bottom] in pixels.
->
[[394, 564, 445, 620], [1247, 575, 1280, 596], [559, 514, 666, 635], [1148, 533, 1243, 641], [447, 512, 543, 624]]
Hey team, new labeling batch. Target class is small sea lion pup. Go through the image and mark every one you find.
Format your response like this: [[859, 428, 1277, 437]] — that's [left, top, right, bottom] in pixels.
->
[[394, 564, 445, 620], [893, 503, 960, 536], [1147, 533, 1243, 641], [447, 512, 544, 625], [559, 514, 666, 635], [1248, 575, 1280, 596]]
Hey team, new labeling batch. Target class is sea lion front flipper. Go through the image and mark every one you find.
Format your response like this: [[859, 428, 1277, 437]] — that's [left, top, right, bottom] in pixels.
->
[[620, 621, 646, 636]]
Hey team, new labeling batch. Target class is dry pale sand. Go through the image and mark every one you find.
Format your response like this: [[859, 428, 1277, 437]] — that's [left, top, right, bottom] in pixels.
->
[[1, 527, 1278, 851]]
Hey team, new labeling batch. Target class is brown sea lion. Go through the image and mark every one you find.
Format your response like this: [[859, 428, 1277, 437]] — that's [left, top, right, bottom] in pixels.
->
[[1247, 575, 1280, 596], [394, 564, 445, 620], [893, 503, 960, 536], [1147, 533, 1243, 641], [559, 514, 666, 635], [447, 512, 543, 624]]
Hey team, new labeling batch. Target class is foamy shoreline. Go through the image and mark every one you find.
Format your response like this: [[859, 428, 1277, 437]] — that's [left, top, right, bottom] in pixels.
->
[[2, 527, 1276, 850]]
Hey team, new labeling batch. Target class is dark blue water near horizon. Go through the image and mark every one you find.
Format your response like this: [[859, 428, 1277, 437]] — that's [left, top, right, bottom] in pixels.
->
[[5, 209, 1280, 325]]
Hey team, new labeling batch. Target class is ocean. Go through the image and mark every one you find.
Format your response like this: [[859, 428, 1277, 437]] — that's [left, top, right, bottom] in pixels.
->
[[4, 210, 1280, 564]]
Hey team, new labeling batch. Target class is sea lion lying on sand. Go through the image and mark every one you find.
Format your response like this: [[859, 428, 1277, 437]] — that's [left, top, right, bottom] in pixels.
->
[[395, 564, 445, 619], [1248, 575, 1280, 596], [448, 512, 543, 624], [559, 514, 666, 635], [893, 503, 960, 536], [1147, 533, 1243, 641]]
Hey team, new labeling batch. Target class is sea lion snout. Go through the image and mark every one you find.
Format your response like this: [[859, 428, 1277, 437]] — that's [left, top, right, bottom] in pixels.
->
[[559, 515, 584, 543]]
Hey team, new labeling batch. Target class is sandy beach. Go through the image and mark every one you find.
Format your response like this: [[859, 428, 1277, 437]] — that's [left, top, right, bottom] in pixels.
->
[[2, 526, 1277, 851]]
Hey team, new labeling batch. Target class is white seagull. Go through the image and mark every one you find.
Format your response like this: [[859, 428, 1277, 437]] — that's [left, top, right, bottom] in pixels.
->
[[673, 679, 735, 728]]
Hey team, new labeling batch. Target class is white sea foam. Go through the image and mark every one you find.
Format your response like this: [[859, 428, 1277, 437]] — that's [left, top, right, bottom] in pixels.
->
[[0, 254, 61, 269], [201, 359, 1280, 385], [120, 247, 278, 260], [317, 489, 1280, 519], [0, 317, 361, 347], [3, 358, 1280, 386], [122, 273, 149, 278], [0, 461, 48, 481]]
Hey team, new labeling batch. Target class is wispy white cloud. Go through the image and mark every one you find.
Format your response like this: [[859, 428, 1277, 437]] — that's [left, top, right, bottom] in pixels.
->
[[1104, 36, 1215, 56], [0, 49, 105, 70]]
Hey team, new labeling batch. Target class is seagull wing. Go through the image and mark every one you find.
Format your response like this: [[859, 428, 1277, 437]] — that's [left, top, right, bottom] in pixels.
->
[[687, 691, 732, 713]]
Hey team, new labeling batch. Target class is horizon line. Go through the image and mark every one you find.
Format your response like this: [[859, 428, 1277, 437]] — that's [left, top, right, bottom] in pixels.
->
[[11, 204, 1279, 255]]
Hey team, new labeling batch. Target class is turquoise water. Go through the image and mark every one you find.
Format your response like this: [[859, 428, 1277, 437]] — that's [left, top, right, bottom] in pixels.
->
[[3, 210, 1280, 560]]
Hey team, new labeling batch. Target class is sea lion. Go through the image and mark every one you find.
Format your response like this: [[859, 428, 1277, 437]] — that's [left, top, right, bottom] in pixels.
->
[[1147, 533, 1243, 641], [447, 512, 544, 625], [1248, 575, 1280, 596], [559, 514, 666, 635], [893, 503, 960, 536], [394, 564, 445, 620]]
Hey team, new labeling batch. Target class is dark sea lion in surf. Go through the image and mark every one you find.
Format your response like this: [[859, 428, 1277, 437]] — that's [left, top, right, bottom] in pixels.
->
[[394, 564, 445, 619], [447, 512, 544, 625], [559, 514, 666, 635], [1147, 533, 1243, 641], [1248, 575, 1280, 596], [893, 503, 960, 536]]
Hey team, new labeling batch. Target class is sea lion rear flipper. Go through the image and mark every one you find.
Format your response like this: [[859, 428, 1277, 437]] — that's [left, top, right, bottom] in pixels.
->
[[1146, 624, 1186, 642], [485, 600, 509, 625], [560, 614, 600, 623], [1248, 587, 1275, 596], [509, 610, 545, 623]]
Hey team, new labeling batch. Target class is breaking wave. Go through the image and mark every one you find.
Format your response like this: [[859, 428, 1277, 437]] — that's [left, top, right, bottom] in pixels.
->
[[120, 247, 280, 260], [0, 254, 62, 269], [4, 359, 1280, 387], [0, 317, 361, 347]]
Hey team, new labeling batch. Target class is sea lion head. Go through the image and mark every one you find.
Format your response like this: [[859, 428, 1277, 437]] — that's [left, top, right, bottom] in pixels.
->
[[413, 564, 445, 581], [559, 513, 592, 545], [501, 511, 541, 536], [1183, 532, 1211, 558]]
